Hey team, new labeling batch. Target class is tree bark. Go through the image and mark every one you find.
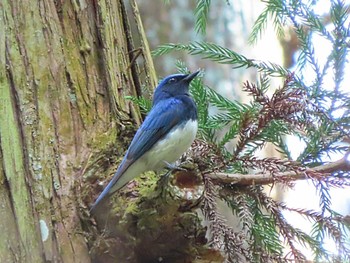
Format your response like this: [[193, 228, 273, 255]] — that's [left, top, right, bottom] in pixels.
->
[[0, 0, 156, 262]]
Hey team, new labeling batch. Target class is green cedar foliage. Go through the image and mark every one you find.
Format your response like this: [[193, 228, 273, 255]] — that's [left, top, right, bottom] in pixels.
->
[[142, 0, 350, 261]]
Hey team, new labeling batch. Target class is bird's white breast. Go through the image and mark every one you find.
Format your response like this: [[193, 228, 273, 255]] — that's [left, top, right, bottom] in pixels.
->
[[145, 119, 198, 169]]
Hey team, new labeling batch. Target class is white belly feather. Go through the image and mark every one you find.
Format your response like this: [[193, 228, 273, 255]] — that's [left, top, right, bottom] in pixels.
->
[[147, 119, 198, 169]]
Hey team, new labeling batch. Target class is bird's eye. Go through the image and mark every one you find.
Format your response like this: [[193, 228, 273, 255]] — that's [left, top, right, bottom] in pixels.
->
[[168, 78, 177, 84]]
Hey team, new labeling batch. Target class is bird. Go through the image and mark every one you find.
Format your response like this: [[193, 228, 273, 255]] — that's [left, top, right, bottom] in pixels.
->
[[90, 71, 200, 212]]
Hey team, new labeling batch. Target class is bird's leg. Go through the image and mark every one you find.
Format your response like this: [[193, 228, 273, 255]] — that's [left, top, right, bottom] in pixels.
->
[[156, 161, 186, 198], [163, 160, 187, 171], [156, 170, 172, 199]]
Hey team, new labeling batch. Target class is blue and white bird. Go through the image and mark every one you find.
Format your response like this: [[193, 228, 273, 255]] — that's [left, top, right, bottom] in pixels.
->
[[91, 71, 199, 212]]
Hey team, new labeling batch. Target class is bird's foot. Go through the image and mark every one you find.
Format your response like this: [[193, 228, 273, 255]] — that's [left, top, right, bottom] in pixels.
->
[[157, 160, 196, 199], [156, 160, 185, 198], [156, 170, 171, 199], [163, 161, 186, 171]]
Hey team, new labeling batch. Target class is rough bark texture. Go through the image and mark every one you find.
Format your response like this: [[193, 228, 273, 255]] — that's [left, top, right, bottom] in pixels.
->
[[0, 0, 156, 262]]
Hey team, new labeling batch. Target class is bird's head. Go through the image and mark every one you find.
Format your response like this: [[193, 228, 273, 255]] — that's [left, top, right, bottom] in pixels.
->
[[153, 71, 200, 104]]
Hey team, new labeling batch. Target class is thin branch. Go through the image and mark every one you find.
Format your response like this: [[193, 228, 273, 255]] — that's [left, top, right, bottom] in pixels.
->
[[206, 155, 350, 185]]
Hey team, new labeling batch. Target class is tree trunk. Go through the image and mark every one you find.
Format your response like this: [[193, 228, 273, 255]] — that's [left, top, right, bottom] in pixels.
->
[[0, 0, 157, 262]]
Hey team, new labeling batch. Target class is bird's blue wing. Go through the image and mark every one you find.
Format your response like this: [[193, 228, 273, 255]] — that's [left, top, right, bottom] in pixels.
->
[[126, 98, 186, 161]]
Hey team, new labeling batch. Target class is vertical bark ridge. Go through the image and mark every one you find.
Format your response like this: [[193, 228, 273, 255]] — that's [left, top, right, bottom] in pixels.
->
[[0, 0, 154, 261]]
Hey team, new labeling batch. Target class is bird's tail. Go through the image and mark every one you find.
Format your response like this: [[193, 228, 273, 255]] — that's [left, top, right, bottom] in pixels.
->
[[89, 192, 109, 214], [90, 176, 120, 214], [90, 160, 130, 214]]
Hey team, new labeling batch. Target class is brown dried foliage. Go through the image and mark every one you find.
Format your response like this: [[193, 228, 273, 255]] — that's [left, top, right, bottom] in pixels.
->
[[190, 74, 350, 262]]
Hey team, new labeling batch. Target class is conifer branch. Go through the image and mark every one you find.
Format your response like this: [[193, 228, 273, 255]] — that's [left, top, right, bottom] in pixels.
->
[[206, 154, 350, 186], [202, 177, 253, 262]]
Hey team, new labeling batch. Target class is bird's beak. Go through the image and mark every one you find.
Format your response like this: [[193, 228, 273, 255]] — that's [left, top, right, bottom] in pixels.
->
[[183, 70, 200, 83]]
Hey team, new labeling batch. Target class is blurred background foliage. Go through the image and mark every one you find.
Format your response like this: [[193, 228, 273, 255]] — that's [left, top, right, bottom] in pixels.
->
[[133, 0, 268, 101]]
